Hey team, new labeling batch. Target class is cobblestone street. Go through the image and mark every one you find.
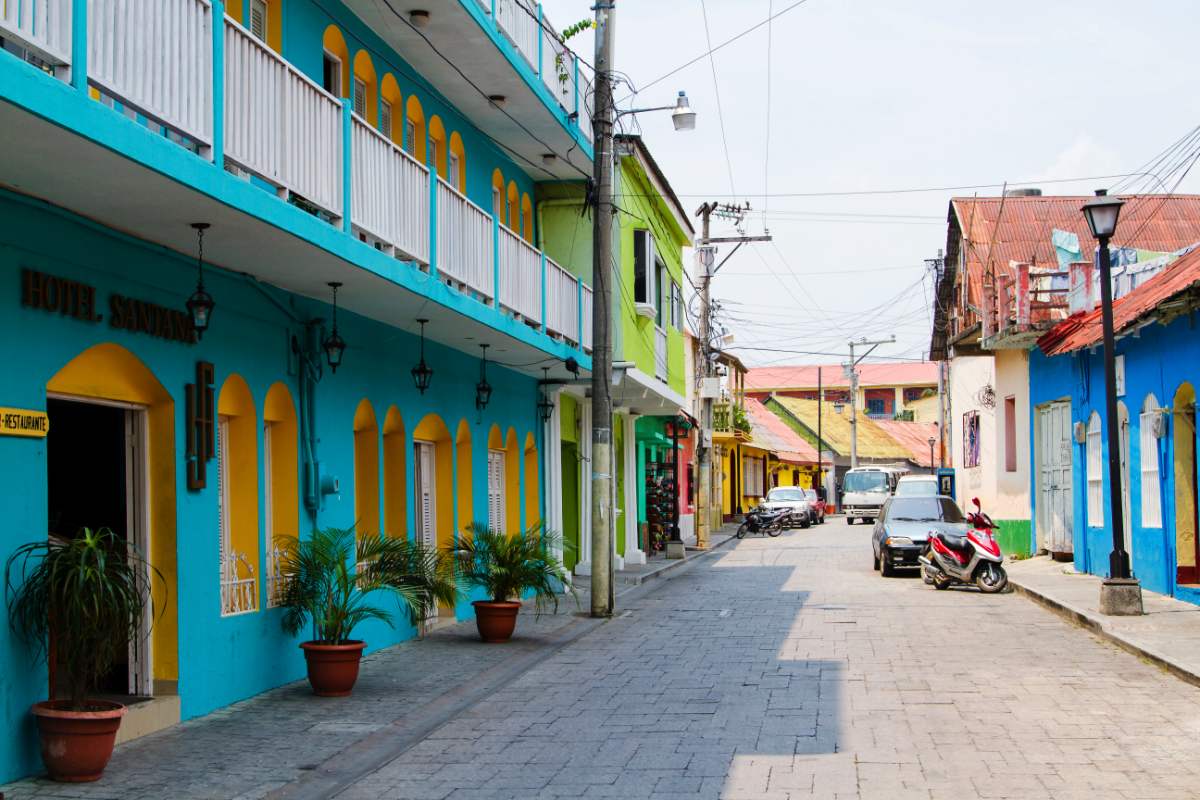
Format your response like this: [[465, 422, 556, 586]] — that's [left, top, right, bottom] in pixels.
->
[[10, 520, 1200, 799]]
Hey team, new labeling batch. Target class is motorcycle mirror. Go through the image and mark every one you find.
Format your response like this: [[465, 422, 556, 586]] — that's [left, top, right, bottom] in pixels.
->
[[972, 497, 981, 511]]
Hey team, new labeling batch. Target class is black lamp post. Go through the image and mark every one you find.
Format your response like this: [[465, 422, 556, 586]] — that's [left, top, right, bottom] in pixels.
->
[[186, 223, 215, 339], [928, 437, 936, 475], [322, 282, 346, 373], [475, 344, 492, 411], [411, 318, 433, 394], [1082, 189, 1141, 613]]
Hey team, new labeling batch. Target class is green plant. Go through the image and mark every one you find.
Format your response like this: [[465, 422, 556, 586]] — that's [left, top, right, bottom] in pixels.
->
[[5, 527, 162, 710], [451, 523, 575, 615], [553, 18, 594, 90], [732, 404, 752, 435], [278, 527, 456, 644]]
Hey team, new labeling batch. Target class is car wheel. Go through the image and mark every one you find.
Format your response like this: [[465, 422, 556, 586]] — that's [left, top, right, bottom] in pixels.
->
[[872, 549, 880, 571], [846, 516, 854, 526], [880, 550, 894, 577]]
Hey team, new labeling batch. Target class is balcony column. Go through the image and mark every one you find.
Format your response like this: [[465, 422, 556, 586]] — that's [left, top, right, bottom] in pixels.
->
[[540, 251, 548, 333], [211, 0, 225, 166], [341, 99, 352, 233], [428, 166, 438, 277], [70, 0, 87, 92]]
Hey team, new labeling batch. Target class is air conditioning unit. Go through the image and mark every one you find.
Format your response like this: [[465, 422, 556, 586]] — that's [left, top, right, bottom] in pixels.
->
[[1073, 421, 1087, 444]]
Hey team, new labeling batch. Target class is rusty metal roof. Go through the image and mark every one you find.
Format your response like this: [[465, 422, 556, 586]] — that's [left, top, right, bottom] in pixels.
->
[[871, 420, 942, 469], [745, 362, 938, 391], [1038, 244, 1200, 356], [744, 397, 825, 465]]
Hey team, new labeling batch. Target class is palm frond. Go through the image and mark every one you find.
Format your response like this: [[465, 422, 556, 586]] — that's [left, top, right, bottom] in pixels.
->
[[450, 523, 577, 615]]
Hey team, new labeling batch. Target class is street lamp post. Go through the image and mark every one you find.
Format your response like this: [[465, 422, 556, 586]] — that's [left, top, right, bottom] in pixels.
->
[[1081, 189, 1143, 616], [928, 437, 936, 476]]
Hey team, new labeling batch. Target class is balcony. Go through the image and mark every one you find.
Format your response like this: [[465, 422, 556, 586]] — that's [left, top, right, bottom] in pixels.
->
[[0, 0, 592, 358], [980, 262, 1070, 350], [712, 401, 751, 443]]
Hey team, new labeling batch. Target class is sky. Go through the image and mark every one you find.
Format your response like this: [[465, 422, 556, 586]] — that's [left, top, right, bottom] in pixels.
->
[[545, 0, 1200, 367]]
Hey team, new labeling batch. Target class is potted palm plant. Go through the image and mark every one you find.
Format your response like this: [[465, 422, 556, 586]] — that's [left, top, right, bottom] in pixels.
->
[[5, 527, 161, 782], [277, 527, 455, 696], [451, 523, 575, 643]]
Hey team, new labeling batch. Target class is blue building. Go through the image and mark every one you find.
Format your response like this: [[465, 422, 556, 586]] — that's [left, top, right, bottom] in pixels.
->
[[1029, 244, 1200, 602], [0, 0, 602, 781]]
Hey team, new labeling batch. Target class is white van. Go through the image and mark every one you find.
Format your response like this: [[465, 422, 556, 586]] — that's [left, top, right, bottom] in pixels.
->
[[894, 474, 940, 497], [841, 466, 907, 524]]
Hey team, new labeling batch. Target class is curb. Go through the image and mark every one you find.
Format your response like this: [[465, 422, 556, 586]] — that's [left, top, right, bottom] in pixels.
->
[[1010, 579, 1200, 690], [618, 534, 739, 587]]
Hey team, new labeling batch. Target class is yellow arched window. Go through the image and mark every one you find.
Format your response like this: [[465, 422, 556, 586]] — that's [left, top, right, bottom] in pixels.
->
[[521, 193, 533, 242], [218, 374, 259, 616], [506, 182, 518, 232], [263, 383, 298, 606], [321, 26, 350, 98], [380, 73, 401, 145], [352, 50, 378, 125], [524, 432, 539, 529], [414, 414, 455, 618], [428, 115, 447, 177], [448, 132, 466, 192], [486, 425, 507, 534], [232, 0, 282, 52], [491, 169, 505, 220], [354, 399, 380, 540], [504, 428, 520, 535], [383, 407, 407, 539], [455, 420, 473, 537], [405, 95, 426, 163]]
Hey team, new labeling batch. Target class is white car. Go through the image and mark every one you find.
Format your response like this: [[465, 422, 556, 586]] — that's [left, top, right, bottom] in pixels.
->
[[894, 475, 940, 497], [761, 487, 813, 528]]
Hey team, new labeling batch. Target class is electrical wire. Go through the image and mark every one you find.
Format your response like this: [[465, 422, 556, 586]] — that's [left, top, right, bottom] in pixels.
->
[[762, 0, 773, 232], [699, 0, 737, 200]]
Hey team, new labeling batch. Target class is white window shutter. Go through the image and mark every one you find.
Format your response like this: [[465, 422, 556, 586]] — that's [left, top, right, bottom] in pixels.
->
[[1140, 409, 1161, 528], [250, 0, 267, 41]]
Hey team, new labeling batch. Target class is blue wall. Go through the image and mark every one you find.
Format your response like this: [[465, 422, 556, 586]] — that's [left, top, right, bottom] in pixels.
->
[[1029, 314, 1200, 597], [0, 193, 545, 782]]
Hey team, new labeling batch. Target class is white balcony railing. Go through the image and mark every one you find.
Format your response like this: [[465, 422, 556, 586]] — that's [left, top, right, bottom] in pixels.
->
[[581, 283, 593, 353], [654, 325, 668, 381], [495, 0, 539, 71], [437, 178, 494, 302], [224, 20, 342, 217], [351, 113, 430, 263], [90, 0, 213, 145], [545, 256, 580, 344], [220, 551, 257, 616], [1, 0, 72, 65], [499, 224, 541, 324]]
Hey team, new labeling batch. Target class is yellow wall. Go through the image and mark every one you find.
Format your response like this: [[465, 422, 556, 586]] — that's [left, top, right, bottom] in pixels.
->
[[405, 95, 426, 163], [47, 343, 178, 681], [321, 25, 350, 97], [382, 407, 407, 539], [428, 115, 447, 176], [352, 50, 378, 125], [353, 399, 380, 538], [263, 383, 299, 544], [504, 428, 520, 536], [380, 74, 402, 145], [524, 432, 539, 529], [455, 420, 473, 536], [218, 374, 260, 606], [1176, 383, 1197, 570], [448, 132, 466, 190]]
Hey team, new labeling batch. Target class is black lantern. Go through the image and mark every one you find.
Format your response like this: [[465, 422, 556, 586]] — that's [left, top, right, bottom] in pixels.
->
[[186, 223, 215, 339], [322, 281, 346, 373], [1082, 190, 1125, 240], [475, 344, 492, 411], [537, 367, 554, 422], [411, 318, 434, 394]]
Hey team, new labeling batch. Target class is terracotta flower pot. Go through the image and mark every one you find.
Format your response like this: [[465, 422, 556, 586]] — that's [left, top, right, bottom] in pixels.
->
[[300, 640, 367, 697], [31, 699, 126, 782], [472, 600, 522, 643]]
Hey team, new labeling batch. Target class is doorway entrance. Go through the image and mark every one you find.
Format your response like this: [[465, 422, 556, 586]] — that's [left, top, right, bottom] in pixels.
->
[[46, 396, 152, 698], [1036, 400, 1073, 559], [1174, 383, 1198, 584]]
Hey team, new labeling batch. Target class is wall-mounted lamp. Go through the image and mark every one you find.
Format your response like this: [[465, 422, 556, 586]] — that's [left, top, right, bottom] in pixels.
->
[[537, 367, 554, 422], [186, 223, 215, 339], [408, 9, 430, 28], [322, 281, 346, 373], [475, 344, 492, 411], [411, 318, 433, 394]]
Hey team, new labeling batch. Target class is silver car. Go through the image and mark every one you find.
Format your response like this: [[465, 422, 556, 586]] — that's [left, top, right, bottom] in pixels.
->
[[762, 487, 813, 528]]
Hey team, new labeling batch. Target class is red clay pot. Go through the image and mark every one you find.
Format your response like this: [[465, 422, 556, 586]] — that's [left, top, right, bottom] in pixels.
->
[[31, 699, 126, 782], [472, 600, 522, 643], [300, 640, 367, 697]]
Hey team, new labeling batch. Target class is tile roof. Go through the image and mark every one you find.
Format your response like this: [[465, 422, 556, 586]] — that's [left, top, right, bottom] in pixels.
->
[[745, 362, 938, 391], [744, 398, 824, 465], [871, 420, 941, 469], [1038, 245, 1200, 356], [768, 397, 913, 461], [951, 194, 1200, 327]]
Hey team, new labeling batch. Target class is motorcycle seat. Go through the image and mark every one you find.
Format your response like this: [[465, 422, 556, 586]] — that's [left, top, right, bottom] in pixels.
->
[[935, 533, 973, 556]]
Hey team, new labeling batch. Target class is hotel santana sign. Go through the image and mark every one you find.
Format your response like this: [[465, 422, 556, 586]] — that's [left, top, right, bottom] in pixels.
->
[[20, 268, 197, 345]]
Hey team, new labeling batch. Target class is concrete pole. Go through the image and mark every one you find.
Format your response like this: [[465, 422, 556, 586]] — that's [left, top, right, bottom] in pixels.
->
[[695, 203, 713, 549], [589, 1, 616, 618], [849, 341, 858, 469]]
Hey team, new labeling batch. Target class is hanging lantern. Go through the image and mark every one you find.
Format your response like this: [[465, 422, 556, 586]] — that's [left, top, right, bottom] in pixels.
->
[[411, 318, 434, 394], [537, 367, 554, 422], [322, 281, 346, 373], [186, 223, 215, 339], [475, 344, 492, 411]]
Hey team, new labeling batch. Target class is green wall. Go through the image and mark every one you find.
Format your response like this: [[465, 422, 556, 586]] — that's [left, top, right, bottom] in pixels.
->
[[996, 519, 1032, 558]]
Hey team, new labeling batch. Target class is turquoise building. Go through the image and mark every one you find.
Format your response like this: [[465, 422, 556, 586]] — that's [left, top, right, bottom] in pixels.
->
[[0, 0, 599, 781]]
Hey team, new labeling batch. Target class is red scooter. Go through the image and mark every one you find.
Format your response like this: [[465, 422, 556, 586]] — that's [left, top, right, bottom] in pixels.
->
[[918, 497, 1007, 593]]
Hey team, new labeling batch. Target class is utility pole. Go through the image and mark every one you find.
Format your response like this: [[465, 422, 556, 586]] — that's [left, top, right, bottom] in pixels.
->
[[694, 202, 770, 549], [589, 0, 615, 618], [847, 336, 895, 469]]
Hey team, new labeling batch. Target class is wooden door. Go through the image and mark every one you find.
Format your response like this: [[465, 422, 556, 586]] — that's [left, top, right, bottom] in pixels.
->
[[1038, 401, 1073, 555]]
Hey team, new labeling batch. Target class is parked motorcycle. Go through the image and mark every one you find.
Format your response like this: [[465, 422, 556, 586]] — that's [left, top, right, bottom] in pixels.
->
[[918, 497, 1007, 593], [736, 506, 789, 539]]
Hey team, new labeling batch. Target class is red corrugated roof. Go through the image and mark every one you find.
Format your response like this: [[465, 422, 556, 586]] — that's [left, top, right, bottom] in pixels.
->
[[872, 420, 941, 469], [745, 362, 938, 391], [1038, 245, 1200, 356], [952, 195, 1200, 316], [744, 397, 825, 465]]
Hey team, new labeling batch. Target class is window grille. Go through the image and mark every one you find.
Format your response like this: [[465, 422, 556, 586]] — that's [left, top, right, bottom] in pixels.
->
[[1086, 412, 1103, 527], [488, 450, 506, 534], [1140, 396, 1162, 528], [353, 78, 367, 119], [250, 0, 267, 41], [380, 99, 393, 140]]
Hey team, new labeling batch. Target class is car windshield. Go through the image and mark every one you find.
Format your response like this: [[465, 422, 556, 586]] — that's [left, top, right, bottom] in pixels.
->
[[803, 490, 817, 501], [886, 497, 965, 523], [895, 479, 938, 497], [767, 488, 804, 502], [842, 471, 888, 493]]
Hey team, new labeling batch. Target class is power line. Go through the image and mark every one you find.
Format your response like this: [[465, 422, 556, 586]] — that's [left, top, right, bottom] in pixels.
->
[[699, 0, 737, 200], [762, 0, 774, 232]]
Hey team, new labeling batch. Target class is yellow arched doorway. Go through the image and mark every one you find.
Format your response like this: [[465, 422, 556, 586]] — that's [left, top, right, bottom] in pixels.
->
[[46, 343, 178, 690], [524, 432, 539, 530], [1175, 383, 1198, 584], [264, 382, 298, 607], [353, 399, 380, 541], [383, 406, 407, 539], [217, 374, 260, 616]]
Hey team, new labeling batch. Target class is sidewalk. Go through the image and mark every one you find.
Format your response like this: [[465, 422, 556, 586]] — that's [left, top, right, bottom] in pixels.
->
[[1007, 555, 1200, 687], [0, 526, 741, 799], [615, 529, 736, 586]]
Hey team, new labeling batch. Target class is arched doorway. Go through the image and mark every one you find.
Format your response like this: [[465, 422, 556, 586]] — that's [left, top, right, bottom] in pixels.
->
[[353, 399, 380, 541], [1117, 401, 1131, 573], [1175, 383, 1198, 584], [382, 407, 407, 539], [413, 414, 453, 620], [46, 343, 177, 697], [524, 432, 540, 531]]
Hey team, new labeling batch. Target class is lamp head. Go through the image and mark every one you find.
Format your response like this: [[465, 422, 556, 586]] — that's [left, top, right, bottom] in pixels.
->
[[671, 91, 696, 131], [1082, 189, 1124, 240]]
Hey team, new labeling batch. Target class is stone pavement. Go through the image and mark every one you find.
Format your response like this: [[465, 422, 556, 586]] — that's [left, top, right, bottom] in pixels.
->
[[1007, 554, 1200, 687], [11, 521, 1200, 799]]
